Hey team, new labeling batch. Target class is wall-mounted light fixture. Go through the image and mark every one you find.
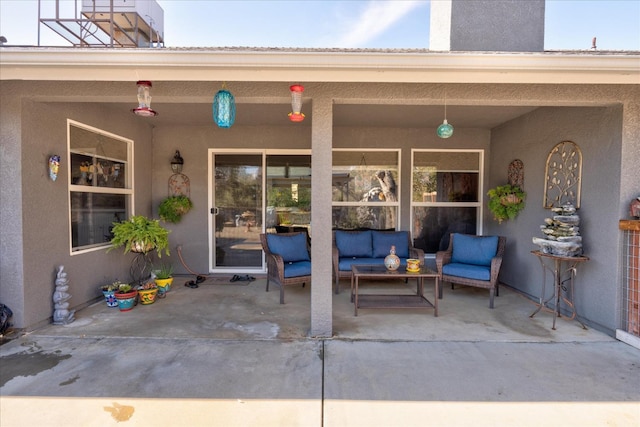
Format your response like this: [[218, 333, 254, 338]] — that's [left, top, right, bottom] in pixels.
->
[[213, 84, 236, 128], [436, 93, 453, 139], [288, 84, 305, 122], [132, 81, 158, 117], [171, 150, 184, 173]]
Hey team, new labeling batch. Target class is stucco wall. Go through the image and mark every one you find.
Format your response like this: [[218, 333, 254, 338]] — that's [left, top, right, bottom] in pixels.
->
[[150, 125, 312, 275], [0, 82, 26, 327], [488, 106, 623, 333], [1, 86, 153, 329]]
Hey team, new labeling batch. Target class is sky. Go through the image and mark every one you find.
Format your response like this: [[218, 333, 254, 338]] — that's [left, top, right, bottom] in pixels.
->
[[0, 0, 639, 50]]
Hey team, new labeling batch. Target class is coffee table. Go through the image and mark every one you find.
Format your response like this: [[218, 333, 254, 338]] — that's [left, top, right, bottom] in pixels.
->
[[350, 264, 440, 316]]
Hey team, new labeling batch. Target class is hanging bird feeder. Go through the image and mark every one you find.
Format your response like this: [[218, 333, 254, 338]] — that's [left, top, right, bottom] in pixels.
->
[[132, 81, 158, 117], [213, 84, 236, 128], [288, 84, 305, 122]]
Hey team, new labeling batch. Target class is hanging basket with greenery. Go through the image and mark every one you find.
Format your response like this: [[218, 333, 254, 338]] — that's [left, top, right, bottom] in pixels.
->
[[108, 215, 170, 257], [487, 184, 526, 224], [159, 195, 193, 223]]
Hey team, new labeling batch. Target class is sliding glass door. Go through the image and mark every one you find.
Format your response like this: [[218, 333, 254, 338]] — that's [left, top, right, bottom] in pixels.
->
[[210, 151, 311, 272]]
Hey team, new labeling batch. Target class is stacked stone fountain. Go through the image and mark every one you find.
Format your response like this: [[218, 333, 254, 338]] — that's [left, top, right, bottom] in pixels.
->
[[532, 203, 583, 257]]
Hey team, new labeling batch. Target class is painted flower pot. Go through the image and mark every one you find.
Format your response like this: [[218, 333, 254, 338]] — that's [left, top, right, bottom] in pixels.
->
[[102, 290, 118, 307], [115, 290, 138, 311], [154, 278, 174, 296], [138, 288, 158, 305]]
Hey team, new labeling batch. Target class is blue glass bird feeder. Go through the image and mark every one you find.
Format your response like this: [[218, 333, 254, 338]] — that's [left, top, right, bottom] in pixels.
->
[[213, 88, 236, 128]]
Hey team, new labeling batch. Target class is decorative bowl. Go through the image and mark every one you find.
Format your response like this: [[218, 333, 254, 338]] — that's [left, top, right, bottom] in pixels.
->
[[406, 258, 420, 272]]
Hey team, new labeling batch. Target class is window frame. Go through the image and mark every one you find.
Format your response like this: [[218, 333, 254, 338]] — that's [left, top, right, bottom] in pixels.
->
[[332, 148, 401, 230], [67, 119, 134, 255], [410, 149, 484, 254]]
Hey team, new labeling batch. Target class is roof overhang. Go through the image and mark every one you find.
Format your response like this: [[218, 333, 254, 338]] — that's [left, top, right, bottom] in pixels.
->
[[1, 48, 639, 84]]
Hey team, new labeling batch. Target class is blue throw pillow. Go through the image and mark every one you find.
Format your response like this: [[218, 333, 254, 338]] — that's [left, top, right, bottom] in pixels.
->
[[335, 230, 372, 258], [372, 231, 409, 258], [451, 234, 499, 267], [266, 233, 310, 262]]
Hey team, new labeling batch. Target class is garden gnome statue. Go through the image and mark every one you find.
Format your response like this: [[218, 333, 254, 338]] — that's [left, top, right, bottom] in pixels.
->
[[52, 265, 75, 325]]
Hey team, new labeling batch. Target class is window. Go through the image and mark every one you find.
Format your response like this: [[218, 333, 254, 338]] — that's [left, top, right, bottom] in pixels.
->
[[411, 150, 482, 253], [332, 150, 400, 230], [266, 154, 311, 230], [68, 120, 133, 253]]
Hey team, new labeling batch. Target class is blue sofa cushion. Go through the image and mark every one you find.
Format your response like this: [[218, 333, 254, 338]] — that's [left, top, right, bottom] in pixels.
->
[[266, 233, 310, 262], [372, 231, 409, 258], [443, 263, 491, 281], [451, 234, 499, 267], [283, 261, 311, 278], [335, 230, 372, 258]]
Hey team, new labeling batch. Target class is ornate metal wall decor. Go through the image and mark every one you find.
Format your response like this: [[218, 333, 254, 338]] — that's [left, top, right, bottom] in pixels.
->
[[543, 141, 582, 209]]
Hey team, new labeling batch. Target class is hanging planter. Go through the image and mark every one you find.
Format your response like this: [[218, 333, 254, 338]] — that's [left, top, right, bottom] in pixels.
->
[[159, 195, 193, 223], [487, 184, 526, 224]]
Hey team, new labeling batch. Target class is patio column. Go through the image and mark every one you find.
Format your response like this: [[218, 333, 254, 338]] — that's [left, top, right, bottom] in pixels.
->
[[310, 97, 333, 337]]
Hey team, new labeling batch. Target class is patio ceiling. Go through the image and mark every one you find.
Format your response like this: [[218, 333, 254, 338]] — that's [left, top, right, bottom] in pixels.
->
[[112, 102, 539, 128]]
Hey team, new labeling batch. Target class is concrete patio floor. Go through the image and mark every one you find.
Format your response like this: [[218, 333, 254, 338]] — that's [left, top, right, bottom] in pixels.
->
[[1, 274, 639, 426]]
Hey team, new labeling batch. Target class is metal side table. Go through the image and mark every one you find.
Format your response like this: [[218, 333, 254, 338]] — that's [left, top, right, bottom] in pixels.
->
[[530, 250, 589, 330]]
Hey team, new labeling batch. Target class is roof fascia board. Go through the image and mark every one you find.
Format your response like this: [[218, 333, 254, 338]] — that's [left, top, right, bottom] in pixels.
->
[[1, 48, 638, 84]]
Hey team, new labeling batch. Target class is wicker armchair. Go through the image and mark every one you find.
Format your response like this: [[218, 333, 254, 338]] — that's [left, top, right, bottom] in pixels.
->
[[260, 232, 311, 304], [436, 233, 506, 308]]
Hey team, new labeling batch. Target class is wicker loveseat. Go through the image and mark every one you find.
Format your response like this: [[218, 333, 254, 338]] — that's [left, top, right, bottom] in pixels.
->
[[332, 229, 424, 294], [435, 233, 506, 308]]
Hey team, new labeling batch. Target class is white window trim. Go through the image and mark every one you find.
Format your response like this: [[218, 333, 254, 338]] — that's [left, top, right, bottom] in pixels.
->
[[332, 148, 402, 228], [67, 119, 134, 255], [410, 148, 484, 251]]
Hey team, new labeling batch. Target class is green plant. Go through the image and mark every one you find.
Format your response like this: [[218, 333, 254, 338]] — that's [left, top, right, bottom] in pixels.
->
[[137, 281, 157, 290], [487, 184, 526, 224], [101, 280, 121, 292], [116, 283, 134, 294], [109, 215, 170, 257], [154, 263, 173, 279], [158, 196, 193, 223]]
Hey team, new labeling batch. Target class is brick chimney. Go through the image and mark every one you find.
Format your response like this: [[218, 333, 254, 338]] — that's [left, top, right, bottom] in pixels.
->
[[430, 0, 545, 52]]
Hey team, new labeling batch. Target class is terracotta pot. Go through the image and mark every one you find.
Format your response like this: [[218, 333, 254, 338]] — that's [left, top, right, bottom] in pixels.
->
[[115, 290, 138, 311], [102, 290, 118, 307], [138, 288, 158, 305], [154, 277, 174, 295]]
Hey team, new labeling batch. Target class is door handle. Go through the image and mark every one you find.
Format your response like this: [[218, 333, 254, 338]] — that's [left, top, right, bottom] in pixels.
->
[[210, 207, 219, 215]]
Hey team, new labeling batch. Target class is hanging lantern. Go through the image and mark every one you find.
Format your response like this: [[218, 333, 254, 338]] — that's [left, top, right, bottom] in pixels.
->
[[170, 150, 184, 173], [436, 94, 453, 139], [213, 85, 236, 128], [132, 81, 158, 117], [288, 84, 305, 122], [437, 119, 454, 138]]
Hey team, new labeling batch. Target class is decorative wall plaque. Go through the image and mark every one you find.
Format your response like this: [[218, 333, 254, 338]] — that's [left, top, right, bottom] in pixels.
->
[[507, 159, 524, 187], [543, 141, 582, 209]]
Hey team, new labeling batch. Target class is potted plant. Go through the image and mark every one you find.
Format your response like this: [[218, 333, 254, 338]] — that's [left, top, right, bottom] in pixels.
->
[[114, 282, 138, 311], [137, 281, 159, 305], [159, 195, 193, 224], [100, 281, 120, 307], [109, 215, 170, 257], [487, 184, 526, 224], [154, 263, 174, 295]]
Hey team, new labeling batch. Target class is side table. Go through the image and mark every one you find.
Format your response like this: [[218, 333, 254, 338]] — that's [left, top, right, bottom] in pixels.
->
[[530, 250, 589, 330]]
